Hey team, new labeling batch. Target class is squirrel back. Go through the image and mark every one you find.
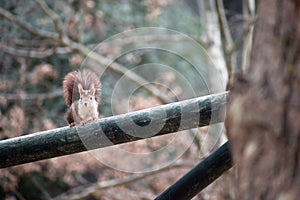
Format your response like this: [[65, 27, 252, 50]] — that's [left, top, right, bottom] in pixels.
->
[[63, 69, 101, 107]]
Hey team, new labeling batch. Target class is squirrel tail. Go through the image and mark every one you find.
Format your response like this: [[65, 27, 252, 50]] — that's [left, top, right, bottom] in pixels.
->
[[63, 69, 101, 107], [63, 71, 77, 107]]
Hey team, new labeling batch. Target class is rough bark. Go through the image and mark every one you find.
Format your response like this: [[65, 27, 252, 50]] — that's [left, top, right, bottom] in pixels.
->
[[228, 0, 300, 199]]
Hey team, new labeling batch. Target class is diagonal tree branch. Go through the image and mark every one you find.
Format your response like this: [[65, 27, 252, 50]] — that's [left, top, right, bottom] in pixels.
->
[[0, 89, 63, 101], [214, 0, 234, 85], [0, 7, 58, 39], [0, 43, 71, 58], [33, 0, 65, 39], [0, 5, 173, 104], [227, 17, 256, 56], [9, 38, 59, 47]]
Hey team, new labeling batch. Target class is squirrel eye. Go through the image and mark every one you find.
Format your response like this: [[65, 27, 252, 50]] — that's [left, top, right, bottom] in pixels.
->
[[90, 97, 92, 100]]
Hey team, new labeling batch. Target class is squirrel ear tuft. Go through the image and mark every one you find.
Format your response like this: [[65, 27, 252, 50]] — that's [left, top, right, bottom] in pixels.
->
[[78, 83, 84, 94], [90, 84, 95, 96]]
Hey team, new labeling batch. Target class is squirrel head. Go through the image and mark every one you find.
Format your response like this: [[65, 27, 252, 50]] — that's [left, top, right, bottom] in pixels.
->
[[78, 83, 96, 107]]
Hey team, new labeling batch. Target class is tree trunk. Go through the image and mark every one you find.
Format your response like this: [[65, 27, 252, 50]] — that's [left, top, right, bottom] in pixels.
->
[[228, 0, 300, 199]]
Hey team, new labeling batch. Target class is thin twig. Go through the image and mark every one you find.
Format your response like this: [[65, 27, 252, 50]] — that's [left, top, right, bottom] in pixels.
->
[[87, 51, 174, 103], [197, 0, 228, 89], [0, 7, 58, 39], [34, 0, 65, 39], [0, 89, 63, 101], [53, 161, 194, 200], [227, 18, 256, 56], [31, 176, 52, 200], [0, 6, 173, 104], [241, 0, 256, 72], [214, 0, 235, 88], [215, 0, 234, 51], [107, 34, 208, 48], [9, 38, 59, 47], [0, 43, 71, 58]]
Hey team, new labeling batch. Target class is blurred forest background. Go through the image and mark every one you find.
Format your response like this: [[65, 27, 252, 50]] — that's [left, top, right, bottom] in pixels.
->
[[0, 0, 255, 199]]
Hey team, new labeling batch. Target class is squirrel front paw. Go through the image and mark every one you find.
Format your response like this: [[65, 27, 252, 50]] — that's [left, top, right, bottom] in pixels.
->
[[78, 117, 98, 126], [69, 122, 76, 127], [80, 120, 87, 126]]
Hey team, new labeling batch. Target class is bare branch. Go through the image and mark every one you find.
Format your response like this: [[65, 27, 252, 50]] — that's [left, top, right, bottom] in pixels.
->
[[31, 176, 52, 200], [108, 34, 208, 48], [214, 0, 236, 88], [197, 1, 228, 90], [54, 162, 193, 200], [0, 7, 173, 103], [33, 0, 65, 38], [227, 18, 256, 56], [215, 0, 234, 50], [55, 32, 174, 103], [0, 43, 71, 58], [241, 0, 256, 72], [9, 38, 59, 47], [35, 0, 173, 103], [83, 51, 172, 103], [0, 89, 63, 101], [0, 7, 58, 39]]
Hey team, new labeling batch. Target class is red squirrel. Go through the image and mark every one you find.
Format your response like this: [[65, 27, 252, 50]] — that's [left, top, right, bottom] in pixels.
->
[[63, 69, 101, 126]]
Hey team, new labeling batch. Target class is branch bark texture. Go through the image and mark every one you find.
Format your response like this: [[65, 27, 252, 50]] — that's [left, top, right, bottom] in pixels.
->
[[155, 141, 231, 200], [0, 92, 227, 168]]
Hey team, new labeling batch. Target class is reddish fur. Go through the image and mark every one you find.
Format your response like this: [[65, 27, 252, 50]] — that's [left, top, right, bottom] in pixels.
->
[[63, 69, 101, 125], [63, 69, 101, 106]]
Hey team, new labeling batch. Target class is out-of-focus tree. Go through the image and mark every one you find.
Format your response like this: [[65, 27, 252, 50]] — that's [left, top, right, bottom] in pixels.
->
[[228, 0, 300, 199]]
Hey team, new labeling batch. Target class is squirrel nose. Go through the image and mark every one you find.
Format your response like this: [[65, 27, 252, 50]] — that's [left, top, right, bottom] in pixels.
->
[[84, 103, 87, 107]]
